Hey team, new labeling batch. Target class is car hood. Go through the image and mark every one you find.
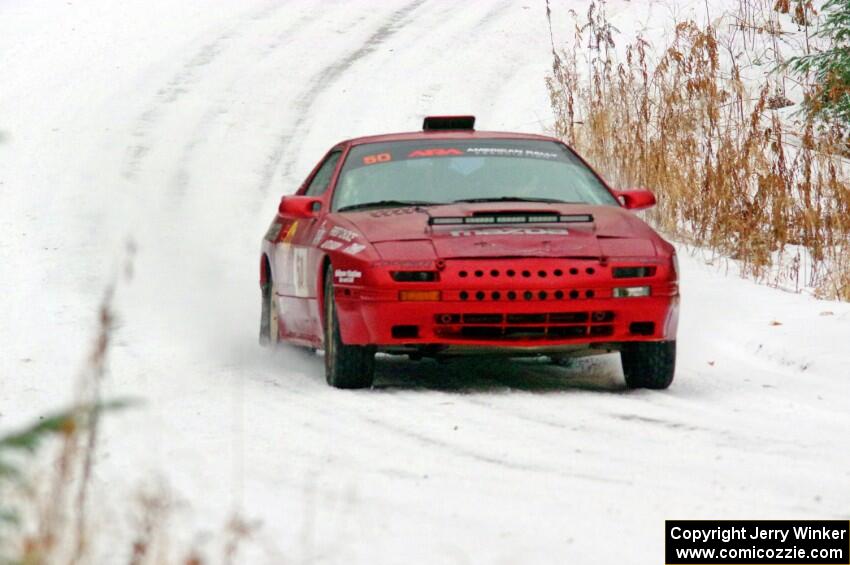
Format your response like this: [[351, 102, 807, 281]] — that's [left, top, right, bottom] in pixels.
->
[[339, 203, 660, 259]]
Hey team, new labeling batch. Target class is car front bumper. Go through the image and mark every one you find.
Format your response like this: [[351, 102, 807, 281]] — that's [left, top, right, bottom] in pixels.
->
[[334, 288, 679, 349]]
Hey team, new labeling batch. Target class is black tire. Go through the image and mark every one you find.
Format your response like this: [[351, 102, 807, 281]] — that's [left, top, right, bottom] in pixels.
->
[[259, 277, 278, 346], [620, 341, 676, 389], [323, 268, 375, 389]]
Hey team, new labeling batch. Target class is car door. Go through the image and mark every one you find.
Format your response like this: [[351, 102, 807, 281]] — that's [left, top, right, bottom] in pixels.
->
[[277, 148, 343, 342]]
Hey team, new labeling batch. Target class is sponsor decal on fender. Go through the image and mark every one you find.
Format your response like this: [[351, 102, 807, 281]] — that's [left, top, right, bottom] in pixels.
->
[[320, 239, 343, 251], [343, 243, 366, 255], [329, 226, 358, 242], [311, 228, 326, 246], [281, 220, 298, 243], [334, 269, 362, 284], [450, 228, 570, 237]]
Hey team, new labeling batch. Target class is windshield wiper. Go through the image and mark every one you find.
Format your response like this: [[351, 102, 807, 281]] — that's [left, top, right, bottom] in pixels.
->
[[337, 200, 438, 212], [452, 196, 576, 204]]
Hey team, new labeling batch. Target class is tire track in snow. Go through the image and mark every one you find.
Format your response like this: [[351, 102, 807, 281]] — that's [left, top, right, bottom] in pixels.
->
[[255, 0, 430, 196], [164, 7, 335, 198], [247, 356, 633, 486], [121, 1, 297, 181]]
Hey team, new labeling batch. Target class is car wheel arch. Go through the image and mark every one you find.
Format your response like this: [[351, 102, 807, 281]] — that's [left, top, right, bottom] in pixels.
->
[[260, 254, 272, 290], [318, 255, 332, 329]]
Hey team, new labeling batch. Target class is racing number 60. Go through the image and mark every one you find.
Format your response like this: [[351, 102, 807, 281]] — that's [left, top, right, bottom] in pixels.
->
[[363, 153, 392, 165]]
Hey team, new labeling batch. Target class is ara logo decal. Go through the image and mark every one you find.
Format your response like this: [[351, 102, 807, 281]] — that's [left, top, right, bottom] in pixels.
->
[[450, 228, 570, 237], [343, 243, 366, 255], [334, 269, 362, 283], [408, 148, 464, 158]]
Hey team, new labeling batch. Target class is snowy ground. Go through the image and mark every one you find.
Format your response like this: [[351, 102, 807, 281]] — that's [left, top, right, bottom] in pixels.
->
[[2, 0, 849, 563]]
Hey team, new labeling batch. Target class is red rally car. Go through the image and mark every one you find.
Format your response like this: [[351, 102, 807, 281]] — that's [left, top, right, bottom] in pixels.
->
[[259, 116, 679, 389]]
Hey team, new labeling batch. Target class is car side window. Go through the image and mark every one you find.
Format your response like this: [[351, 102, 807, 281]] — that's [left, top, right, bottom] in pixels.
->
[[304, 151, 342, 196]]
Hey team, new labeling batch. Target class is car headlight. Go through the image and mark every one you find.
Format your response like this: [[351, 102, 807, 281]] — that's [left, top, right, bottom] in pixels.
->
[[612, 266, 656, 278], [613, 286, 651, 298], [391, 271, 438, 282]]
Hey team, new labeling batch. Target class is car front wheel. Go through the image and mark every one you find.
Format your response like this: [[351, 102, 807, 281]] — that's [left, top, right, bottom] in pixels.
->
[[323, 268, 375, 389], [620, 341, 676, 389]]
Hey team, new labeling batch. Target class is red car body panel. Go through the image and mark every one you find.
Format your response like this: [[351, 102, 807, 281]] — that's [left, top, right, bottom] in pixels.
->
[[260, 128, 679, 355]]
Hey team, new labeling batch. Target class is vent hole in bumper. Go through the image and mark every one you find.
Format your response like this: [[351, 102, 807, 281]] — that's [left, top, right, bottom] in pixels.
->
[[629, 322, 655, 336], [392, 325, 419, 339]]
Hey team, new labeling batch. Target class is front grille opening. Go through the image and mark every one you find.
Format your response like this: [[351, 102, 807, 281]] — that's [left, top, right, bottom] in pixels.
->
[[554, 269, 563, 277], [490, 269, 500, 277], [586, 267, 596, 275], [523, 291, 533, 300], [629, 322, 655, 336], [554, 290, 564, 299], [507, 313, 546, 324], [507, 269, 516, 277], [522, 270, 531, 278], [460, 291, 469, 301], [459, 270, 468, 278], [505, 326, 546, 337], [538, 270, 547, 278], [569, 290, 580, 299], [392, 325, 419, 339], [475, 270, 484, 278], [461, 326, 502, 339], [507, 291, 517, 300], [463, 313, 502, 324], [589, 325, 614, 337], [475, 291, 486, 301], [434, 309, 617, 342], [548, 326, 587, 338], [569, 268, 579, 275], [585, 290, 595, 299], [550, 312, 589, 323], [538, 291, 548, 300], [492, 291, 501, 300]]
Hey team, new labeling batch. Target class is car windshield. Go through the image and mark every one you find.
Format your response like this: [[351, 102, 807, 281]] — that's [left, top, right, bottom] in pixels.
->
[[332, 139, 618, 211]]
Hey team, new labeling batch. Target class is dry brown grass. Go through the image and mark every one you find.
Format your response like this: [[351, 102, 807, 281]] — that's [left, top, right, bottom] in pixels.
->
[[0, 241, 257, 564], [546, 0, 850, 300]]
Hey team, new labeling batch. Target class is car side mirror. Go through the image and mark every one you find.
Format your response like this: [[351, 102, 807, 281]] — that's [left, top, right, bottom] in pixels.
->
[[279, 195, 322, 218], [613, 188, 656, 211]]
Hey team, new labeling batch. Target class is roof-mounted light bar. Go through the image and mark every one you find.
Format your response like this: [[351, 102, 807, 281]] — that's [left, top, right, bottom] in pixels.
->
[[422, 115, 476, 131], [429, 213, 593, 226]]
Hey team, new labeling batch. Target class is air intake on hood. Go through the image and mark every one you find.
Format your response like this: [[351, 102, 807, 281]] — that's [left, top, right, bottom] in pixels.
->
[[429, 213, 593, 226]]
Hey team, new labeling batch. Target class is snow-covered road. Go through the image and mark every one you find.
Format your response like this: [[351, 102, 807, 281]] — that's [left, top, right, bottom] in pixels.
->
[[2, 1, 849, 563]]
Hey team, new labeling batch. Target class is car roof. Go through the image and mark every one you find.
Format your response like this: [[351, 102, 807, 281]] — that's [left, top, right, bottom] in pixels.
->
[[340, 130, 560, 147]]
